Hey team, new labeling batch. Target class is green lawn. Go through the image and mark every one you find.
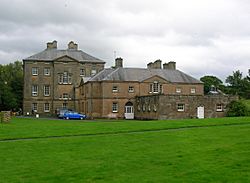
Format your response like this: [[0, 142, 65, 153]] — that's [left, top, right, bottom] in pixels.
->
[[0, 117, 250, 182]]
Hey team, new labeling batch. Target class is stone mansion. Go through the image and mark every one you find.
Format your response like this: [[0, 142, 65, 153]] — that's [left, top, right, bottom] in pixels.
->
[[23, 41, 236, 119]]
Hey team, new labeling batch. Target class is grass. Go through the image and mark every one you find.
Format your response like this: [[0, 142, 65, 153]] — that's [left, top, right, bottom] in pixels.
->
[[0, 117, 250, 182]]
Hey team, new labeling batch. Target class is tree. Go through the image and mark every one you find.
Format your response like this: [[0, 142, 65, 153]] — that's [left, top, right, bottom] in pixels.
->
[[226, 100, 249, 117], [226, 70, 250, 98], [0, 61, 23, 111], [200, 75, 224, 94]]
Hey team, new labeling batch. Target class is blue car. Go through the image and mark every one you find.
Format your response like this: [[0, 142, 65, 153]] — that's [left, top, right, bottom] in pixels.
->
[[63, 111, 87, 120]]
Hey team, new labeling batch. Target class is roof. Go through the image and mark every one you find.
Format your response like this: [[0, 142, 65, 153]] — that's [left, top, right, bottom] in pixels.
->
[[90, 67, 202, 84], [23, 49, 105, 63]]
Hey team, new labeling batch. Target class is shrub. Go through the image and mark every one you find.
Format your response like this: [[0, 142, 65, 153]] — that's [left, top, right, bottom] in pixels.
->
[[226, 100, 249, 117]]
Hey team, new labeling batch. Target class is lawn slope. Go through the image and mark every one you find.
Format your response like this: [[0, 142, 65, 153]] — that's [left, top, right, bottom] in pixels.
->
[[0, 117, 250, 182]]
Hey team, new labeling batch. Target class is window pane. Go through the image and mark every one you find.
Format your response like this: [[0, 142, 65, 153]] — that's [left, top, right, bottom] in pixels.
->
[[32, 85, 38, 96], [44, 103, 50, 112], [112, 102, 118, 112], [44, 68, 50, 75], [44, 85, 50, 96], [177, 104, 185, 111], [32, 67, 38, 75]]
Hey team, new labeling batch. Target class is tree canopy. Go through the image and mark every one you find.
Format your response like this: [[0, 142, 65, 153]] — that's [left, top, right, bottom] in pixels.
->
[[0, 61, 23, 111]]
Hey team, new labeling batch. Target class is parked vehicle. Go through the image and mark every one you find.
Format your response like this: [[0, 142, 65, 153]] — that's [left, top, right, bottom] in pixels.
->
[[63, 111, 87, 120], [57, 108, 72, 118]]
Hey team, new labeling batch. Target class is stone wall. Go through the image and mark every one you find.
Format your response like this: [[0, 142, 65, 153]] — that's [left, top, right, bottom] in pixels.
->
[[136, 94, 238, 120], [0, 111, 11, 123]]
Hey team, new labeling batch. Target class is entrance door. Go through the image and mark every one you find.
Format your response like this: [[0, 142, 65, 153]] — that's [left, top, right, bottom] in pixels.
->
[[125, 102, 134, 119], [197, 106, 204, 119]]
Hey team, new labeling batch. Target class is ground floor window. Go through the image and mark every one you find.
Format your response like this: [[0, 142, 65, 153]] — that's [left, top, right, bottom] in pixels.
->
[[216, 104, 223, 112], [44, 103, 50, 112], [32, 103, 38, 113], [62, 103, 68, 108], [112, 102, 118, 113], [177, 103, 185, 111]]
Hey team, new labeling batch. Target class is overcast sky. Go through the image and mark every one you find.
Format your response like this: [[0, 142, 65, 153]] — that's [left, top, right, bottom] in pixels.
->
[[0, 0, 249, 81]]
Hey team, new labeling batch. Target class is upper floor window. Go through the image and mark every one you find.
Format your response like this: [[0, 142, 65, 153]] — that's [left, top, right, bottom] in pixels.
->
[[177, 103, 185, 112], [216, 104, 223, 112], [80, 69, 85, 76], [58, 72, 72, 84], [191, 88, 196, 94], [32, 67, 38, 76], [176, 87, 182, 93], [112, 86, 118, 92], [128, 86, 134, 93], [32, 85, 38, 96], [149, 81, 162, 94], [44, 85, 50, 96], [44, 68, 51, 76]]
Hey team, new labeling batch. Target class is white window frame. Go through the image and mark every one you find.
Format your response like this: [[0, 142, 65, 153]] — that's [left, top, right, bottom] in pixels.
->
[[216, 104, 223, 112], [32, 67, 38, 76], [44, 85, 50, 96], [112, 102, 118, 113], [44, 68, 50, 76], [128, 86, 134, 93], [153, 81, 159, 93], [32, 85, 38, 96], [58, 72, 72, 84], [63, 93, 69, 100], [112, 86, 118, 92], [149, 81, 162, 94], [32, 103, 38, 112], [80, 68, 85, 76], [177, 104, 185, 112], [176, 88, 182, 93], [191, 88, 196, 94], [44, 103, 50, 112]]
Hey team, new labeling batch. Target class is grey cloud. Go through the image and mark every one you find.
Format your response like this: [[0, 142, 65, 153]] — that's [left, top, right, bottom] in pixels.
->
[[0, 0, 249, 80]]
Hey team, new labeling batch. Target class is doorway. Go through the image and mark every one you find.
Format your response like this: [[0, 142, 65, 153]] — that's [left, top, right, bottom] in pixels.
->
[[125, 101, 134, 119], [197, 106, 204, 119]]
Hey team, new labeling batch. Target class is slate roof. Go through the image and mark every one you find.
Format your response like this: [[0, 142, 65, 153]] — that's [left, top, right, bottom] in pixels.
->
[[90, 67, 202, 84], [23, 49, 105, 63]]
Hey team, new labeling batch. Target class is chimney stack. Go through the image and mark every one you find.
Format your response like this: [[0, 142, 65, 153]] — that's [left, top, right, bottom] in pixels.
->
[[154, 59, 162, 69], [46, 40, 57, 49], [163, 61, 176, 70], [147, 59, 162, 69], [115, 57, 123, 68], [147, 62, 153, 69], [68, 41, 78, 50]]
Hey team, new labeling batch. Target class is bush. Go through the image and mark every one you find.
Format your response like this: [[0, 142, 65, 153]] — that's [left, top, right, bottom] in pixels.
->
[[226, 101, 249, 117]]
